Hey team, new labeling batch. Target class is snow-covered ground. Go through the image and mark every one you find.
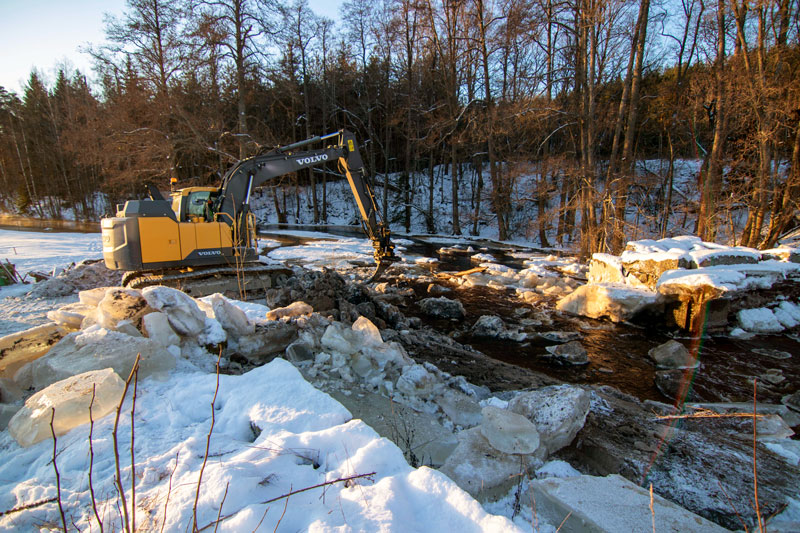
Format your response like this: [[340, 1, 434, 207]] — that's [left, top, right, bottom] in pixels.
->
[[0, 228, 102, 277]]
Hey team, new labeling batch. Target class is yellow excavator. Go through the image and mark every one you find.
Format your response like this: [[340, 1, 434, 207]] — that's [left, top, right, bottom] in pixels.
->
[[101, 130, 398, 297]]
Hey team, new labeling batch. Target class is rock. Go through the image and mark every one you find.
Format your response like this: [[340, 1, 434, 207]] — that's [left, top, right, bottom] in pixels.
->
[[545, 340, 589, 365], [738, 308, 784, 334], [439, 427, 541, 501], [530, 474, 728, 533], [266, 301, 313, 321], [208, 294, 255, 336], [96, 288, 152, 330], [648, 340, 698, 369], [142, 312, 181, 347], [621, 256, 691, 290], [784, 391, 800, 413], [8, 369, 125, 447], [470, 315, 506, 338], [46, 302, 96, 330], [539, 331, 581, 343], [479, 406, 540, 455], [655, 369, 702, 402], [0, 323, 65, 380], [0, 377, 24, 403], [14, 327, 176, 391], [29, 261, 121, 299], [352, 316, 382, 345], [434, 389, 483, 428], [78, 287, 112, 307], [761, 247, 800, 263], [508, 385, 590, 457], [556, 283, 662, 323], [396, 363, 441, 399], [142, 286, 206, 337], [426, 283, 451, 295], [419, 297, 466, 319], [285, 341, 314, 363], [232, 322, 298, 364]]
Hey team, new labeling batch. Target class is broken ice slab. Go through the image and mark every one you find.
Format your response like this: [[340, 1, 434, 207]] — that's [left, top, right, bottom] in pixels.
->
[[266, 301, 313, 321], [8, 368, 125, 447], [0, 323, 65, 380], [47, 302, 96, 330], [530, 474, 728, 532], [142, 285, 206, 337]]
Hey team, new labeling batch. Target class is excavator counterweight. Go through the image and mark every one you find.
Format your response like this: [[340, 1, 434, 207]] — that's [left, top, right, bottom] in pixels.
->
[[102, 130, 398, 299]]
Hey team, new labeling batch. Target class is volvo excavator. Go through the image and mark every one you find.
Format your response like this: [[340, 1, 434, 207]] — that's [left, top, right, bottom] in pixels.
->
[[101, 130, 398, 298]]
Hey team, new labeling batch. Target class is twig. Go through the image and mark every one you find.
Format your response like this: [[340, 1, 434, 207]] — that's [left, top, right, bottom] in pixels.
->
[[88, 384, 104, 533], [655, 408, 765, 420], [160, 451, 180, 533], [131, 363, 139, 533], [0, 498, 57, 518], [753, 379, 763, 533], [649, 483, 655, 533], [113, 353, 141, 533], [198, 472, 376, 532], [273, 487, 290, 533], [555, 511, 572, 532], [193, 349, 223, 532], [50, 408, 68, 533], [213, 482, 229, 533], [717, 480, 748, 532], [251, 506, 269, 533]]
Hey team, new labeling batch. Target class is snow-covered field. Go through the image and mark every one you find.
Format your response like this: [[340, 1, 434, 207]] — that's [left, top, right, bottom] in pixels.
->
[[0, 228, 102, 277]]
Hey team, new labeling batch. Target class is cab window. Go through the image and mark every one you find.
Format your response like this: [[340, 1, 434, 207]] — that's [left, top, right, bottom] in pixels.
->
[[187, 191, 211, 219]]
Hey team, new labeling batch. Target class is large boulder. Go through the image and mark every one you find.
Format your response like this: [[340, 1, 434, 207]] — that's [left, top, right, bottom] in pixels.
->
[[419, 297, 466, 319], [648, 340, 698, 369], [508, 385, 591, 457], [556, 283, 662, 323], [14, 327, 176, 390], [96, 288, 153, 330], [588, 253, 625, 284], [8, 368, 125, 447], [142, 286, 207, 337]]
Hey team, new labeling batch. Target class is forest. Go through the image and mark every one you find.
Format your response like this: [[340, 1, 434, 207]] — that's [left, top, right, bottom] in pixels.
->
[[0, 0, 798, 255]]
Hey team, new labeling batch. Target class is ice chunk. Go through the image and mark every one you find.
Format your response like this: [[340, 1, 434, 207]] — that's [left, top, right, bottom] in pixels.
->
[[232, 322, 298, 363], [352, 316, 382, 345], [535, 460, 582, 479], [738, 308, 784, 333], [321, 322, 360, 355], [434, 389, 483, 428], [14, 327, 176, 390], [142, 312, 181, 347], [396, 363, 440, 399], [0, 323, 64, 379], [47, 302, 96, 330], [418, 297, 465, 319], [198, 317, 226, 345], [479, 405, 540, 455], [208, 293, 255, 336], [96, 288, 152, 330], [556, 283, 662, 323], [439, 426, 541, 500], [266, 301, 313, 321], [8, 368, 125, 447], [0, 404, 21, 431], [508, 385, 590, 457], [142, 286, 206, 337], [78, 287, 112, 307], [0, 377, 24, 404]]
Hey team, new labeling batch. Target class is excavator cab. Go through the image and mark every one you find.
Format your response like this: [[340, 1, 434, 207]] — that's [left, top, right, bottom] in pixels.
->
[[171, 187, 219, 223]]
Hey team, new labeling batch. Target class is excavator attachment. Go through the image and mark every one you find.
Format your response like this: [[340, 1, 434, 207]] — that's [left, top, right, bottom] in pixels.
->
[[367, 260, 393, 283]]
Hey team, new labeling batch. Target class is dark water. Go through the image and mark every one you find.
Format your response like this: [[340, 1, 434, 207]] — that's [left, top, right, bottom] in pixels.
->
[[0, 215, 100, 233]]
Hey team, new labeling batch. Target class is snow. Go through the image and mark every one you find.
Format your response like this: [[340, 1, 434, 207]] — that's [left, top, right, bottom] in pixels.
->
[[738, 308, 785, 334], [0, 359, 520, 531], [0, 229, 102, 277]]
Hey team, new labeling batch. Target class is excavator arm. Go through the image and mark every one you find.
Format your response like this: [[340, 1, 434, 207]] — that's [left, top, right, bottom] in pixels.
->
[[216, 130, 398, 273]]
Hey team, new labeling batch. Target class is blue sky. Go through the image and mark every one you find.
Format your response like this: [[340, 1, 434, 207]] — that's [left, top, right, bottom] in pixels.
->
[[0, 0, 343, 95]]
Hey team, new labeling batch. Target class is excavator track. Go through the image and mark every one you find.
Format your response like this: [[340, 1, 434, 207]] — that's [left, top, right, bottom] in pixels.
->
[[122, 263, 293, 300]]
